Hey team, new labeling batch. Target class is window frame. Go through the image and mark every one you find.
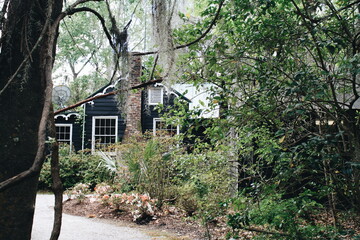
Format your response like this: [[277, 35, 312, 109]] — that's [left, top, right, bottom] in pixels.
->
[[153, 118, 180, 137], [148, 87, 164, 105], [91, 116, 118, 153], [55, 123, 73, 151]]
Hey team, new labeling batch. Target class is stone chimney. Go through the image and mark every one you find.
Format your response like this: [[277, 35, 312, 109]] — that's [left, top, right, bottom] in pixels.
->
[[123, 54, 142, 139]]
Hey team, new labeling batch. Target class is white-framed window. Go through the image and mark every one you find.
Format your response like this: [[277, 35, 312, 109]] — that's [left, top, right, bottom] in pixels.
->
[[148, 87, 163, 105], [153, 118, 179, 137], [55, 124, 73, 151], [92, 116, 118, 152]]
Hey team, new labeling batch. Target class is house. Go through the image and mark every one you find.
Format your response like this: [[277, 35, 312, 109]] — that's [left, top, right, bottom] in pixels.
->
[[54, 55, 190, 152]]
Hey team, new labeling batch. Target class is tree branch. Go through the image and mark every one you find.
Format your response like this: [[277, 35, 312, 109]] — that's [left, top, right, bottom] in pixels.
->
[[133, 0, 226, 56], [149, 53, 159, 81], [317, 0, 360, 24], [64, 7, 118, 55], [48, 107, 63, 240]]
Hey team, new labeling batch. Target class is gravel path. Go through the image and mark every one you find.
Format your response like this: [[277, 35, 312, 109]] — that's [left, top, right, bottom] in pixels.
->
[[31, 194, 154, 240]]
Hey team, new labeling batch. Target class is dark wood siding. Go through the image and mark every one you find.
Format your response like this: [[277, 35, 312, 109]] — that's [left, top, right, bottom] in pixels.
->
[[141, 91, 178, 134], [54, 114, 82, 152], [84, 94, 125, 149], [55, 85, 188, 151]]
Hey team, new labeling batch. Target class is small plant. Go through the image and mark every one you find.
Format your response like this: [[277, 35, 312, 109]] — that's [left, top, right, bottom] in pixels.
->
[[130, 193, 156, 224], [66, 183, 90, 202], [94, 183, 113, 196], [39, 146, 114, 190], [103, 192, 157, 224], [226, 189, 338, 240], [117, 135, 180, 206]]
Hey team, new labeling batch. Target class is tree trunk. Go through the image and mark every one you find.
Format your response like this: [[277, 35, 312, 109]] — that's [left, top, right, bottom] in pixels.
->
[[350, 120, 360, 213], [0, 1, 62, 239]]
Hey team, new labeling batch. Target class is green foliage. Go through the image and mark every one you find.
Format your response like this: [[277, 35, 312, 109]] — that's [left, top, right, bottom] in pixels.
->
[[228, 188, 337, 239], [117, 136, 180, 205], [39, 146, 114, 190], [115, 133, 231, 222], [173, 147, 231, 223]]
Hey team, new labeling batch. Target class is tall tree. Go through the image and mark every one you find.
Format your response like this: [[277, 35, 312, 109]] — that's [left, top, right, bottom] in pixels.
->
[[0, 0, 224, 238], [54, 3, 111, 105], [0, 0, 63, 238], [178, 0, 360, 213]]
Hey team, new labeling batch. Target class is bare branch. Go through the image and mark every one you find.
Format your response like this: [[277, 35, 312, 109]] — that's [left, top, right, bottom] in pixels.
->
[[48, 107, 63, 240], [133, 0, 226, 56]]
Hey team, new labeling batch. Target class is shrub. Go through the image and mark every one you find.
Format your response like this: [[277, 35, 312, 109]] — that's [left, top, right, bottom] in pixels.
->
[[176, 183, 199, 216], [227, 188, 338, 240], [117, 136, 180, 206], [101, 192, 157, 224], [65, 183, 91, 202], [174, 150, 231, 222], [39, 147, 114, 190]]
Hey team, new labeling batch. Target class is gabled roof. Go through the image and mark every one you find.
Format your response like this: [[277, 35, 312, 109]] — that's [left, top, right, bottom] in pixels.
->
[[54, 79, 191, 115]]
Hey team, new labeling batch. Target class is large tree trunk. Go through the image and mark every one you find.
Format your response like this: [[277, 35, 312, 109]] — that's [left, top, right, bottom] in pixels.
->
[[0, 0, 62, 239]]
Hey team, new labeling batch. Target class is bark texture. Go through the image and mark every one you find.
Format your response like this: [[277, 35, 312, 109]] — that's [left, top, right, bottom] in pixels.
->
[[0, 0, 62, 239]]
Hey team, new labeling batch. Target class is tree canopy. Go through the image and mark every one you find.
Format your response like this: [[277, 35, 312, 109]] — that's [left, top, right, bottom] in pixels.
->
[[1, 0, 360, 239]]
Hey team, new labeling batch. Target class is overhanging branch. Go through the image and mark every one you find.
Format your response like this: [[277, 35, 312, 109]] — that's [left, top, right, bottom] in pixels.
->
[[54, 78, 163, 114], [133, 0, 226, 56]]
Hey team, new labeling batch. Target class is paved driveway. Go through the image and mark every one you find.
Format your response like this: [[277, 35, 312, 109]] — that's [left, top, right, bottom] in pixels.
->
[[32, 194, 154, 240]]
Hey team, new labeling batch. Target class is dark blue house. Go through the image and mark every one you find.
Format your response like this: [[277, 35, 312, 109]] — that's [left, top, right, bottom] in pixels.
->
[[54, 55, 190, 152]]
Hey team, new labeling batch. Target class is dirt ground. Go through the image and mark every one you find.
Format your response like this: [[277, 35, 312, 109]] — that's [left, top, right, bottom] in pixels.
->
[[63, 197, 235, 240], [63, 196, 360, 240]]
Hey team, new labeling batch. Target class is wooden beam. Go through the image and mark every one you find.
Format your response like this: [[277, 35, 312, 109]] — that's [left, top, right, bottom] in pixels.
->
[[54, 78, 163, 115]]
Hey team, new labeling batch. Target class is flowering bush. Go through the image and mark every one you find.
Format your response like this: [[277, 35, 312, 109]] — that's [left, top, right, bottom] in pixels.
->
[[66, 183, 90, 202], [94, 183, 113, 196], [129, 193, 156, 223], [99, 192, 157, 224]]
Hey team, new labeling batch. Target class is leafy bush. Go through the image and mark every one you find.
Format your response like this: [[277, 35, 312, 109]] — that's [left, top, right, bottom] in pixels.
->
[[117, 135, 180, 205], [100, 192, 157, 224], [173, 149, 231, 224], [227, 188, 338, 239], [39, 147, 115, 190], [65, 183, 91, 202]]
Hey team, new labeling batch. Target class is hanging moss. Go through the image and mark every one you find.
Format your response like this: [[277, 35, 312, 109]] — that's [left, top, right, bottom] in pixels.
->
[[151, 0, 177, 85]]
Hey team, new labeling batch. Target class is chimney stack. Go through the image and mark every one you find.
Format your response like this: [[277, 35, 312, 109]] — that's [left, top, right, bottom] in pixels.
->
[[123, 54, 142, 139]]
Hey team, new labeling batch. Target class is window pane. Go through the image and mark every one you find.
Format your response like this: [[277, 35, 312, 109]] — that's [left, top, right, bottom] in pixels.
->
[[110, 126, 115, 135], [93, 117, 117, 151], [154, 119, 178, 137], [55, 125, 72, 147]]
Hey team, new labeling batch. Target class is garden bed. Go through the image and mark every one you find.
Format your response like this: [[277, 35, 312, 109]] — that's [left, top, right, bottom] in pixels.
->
[[63, 195, 237, 240], [63, 195, 360, 240]]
